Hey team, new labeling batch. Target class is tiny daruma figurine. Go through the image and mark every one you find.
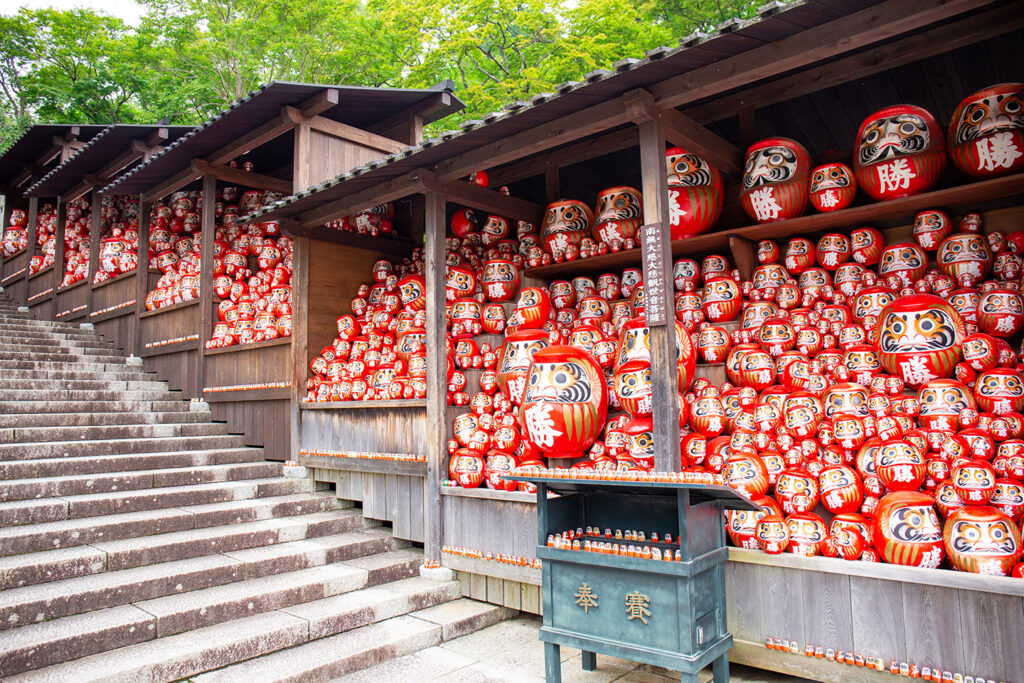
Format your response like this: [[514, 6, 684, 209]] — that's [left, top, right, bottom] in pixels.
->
[[854, 105, 947, 201]]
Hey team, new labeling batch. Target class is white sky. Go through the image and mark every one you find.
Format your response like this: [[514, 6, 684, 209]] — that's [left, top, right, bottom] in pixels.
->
[[1, 0, 146, 25]]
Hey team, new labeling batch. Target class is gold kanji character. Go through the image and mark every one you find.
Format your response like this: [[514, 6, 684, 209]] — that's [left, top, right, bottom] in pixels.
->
[[574, 583, 599, 614], [625, 591, 651, 624]]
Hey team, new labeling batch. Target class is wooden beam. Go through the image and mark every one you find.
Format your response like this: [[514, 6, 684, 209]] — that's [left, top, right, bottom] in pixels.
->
[[292, 122, 311, 193], [295, 171, 429, 229], [420, 174, 543, 224], [190, 159, 293, 195], [624, 89, 742, 174], [487, 126, 639, 188], [139, 166, 197, 203], [299, 88, 340, 118], [286, 109, 406, 155], [650, 0, 999, 111], [60, 140, 85, 163], [433, 98, 631, 182], [205, 115, 294, 167], [368, 91, 452, 145], [684, 2, 1024, 125]]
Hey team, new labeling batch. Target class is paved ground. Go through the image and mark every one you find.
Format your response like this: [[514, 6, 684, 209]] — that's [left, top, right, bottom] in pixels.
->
[[333, 615, 812, 682]]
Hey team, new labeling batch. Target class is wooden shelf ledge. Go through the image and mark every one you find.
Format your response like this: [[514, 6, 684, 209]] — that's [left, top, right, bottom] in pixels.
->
[[301, 399, 427, 410], [302, 452, 427, 477], [56, 279, 89, 294], [204, 336, 291, 355], [91, 270, 137, 290], [526, 172, 1024, 279], [28, 265, 54, 280], [440, 486, 549, 503], [139, 298, 200, 318]]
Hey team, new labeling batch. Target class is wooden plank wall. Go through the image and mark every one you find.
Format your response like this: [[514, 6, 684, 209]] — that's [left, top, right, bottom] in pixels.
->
[[54, 281, 89, 322], [724, 557, 1024, 682], [301, 408, 427, 454], [138, 301, 202, 397], [27, 268, 55, 319], [211, 398, 290, 460], [303, 130, 388, 190], [441, 493, 539, 560], [1, 251, 29, 305], [90, 275, 138, 351], [312, 466, 425, 543]]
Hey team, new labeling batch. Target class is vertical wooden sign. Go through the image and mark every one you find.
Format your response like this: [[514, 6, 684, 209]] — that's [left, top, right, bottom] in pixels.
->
[[640, 222, 668, 326]]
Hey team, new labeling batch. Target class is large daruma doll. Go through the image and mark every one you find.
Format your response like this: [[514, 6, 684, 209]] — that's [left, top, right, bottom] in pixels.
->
[[876, 294, 966, 387], [943, 506, 1023, 575], [665, 147, 724, 238], [495, 329, 550, 405], [854, 104, 947, 200], [520, 346, 608, 460], [873, 491, 945, 568], [740, 138, 811, 223], [948, 83, 1024, 179]]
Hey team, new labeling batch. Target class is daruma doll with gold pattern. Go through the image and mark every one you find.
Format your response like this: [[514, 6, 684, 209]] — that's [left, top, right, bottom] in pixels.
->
[[592, 186, 642, 246], [540, 199, 593, 256], [495, 329, 550, 405], [520, 346, 607, 460], [809, 162, 856, 212], [877, 242, 927, 288], [854, 104, 946, 200], [665, 147, 724, 238], [740, 138, 811, 223], [936, 233, 992, 285], [948, 83, 1024, 179], [943, 506, 1022, 575], [876, 294, 966, 386], [873, 491, 945, 568]]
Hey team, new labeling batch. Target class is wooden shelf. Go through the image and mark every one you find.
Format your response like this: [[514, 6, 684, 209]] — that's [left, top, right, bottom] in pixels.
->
[[441, 552, 542, 586], [203, 336, 291, 355], [301, 399, 427, 410], [139, 298, 200, 318], [1, 247, 27, 261], [28, 264, 54, 279], [440, 486, 545, 503], [56, 279, 89, 294], [203, 386, 291, 402], [301, 452, 427, 477], [525, 172, 1024, 279], [91, 269, 137, 290], [139, 339, 200, 357]]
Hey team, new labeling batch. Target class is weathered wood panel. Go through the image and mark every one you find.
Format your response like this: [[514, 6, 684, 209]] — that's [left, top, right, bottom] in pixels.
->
[[90, 274, 137, 351], [440, 491, 539, 559], [27, 267, 56, 319], [301, 406, 427, 455], [311, 466, 425, 542], [1, 250, 29, 305], [54, 281, 89, 322], [144, 349, 201, 398], [210, 397, 290, 461], [303, 129, 388, 189]]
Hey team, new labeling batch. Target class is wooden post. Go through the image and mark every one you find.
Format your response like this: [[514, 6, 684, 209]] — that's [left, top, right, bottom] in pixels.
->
[[290, 234, 310, 461], [292, 123, 311, 194], [636, 116, 683, 472], [197, 174, 217, 399], [423, 190, 447, 564], [545, 167, 559, 204], [86, 192, 102, 316], [133, 198, 152, 357], [22, 196, 39, 308], [53, 198, 67, 298]]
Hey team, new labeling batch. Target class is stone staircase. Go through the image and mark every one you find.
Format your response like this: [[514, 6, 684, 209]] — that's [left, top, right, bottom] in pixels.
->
[[0, 293, 510, 681]]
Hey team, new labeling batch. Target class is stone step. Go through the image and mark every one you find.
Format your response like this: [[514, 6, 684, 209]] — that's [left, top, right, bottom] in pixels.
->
[[0, 342, 120, 355], [0, 411, 211, 428], [0, 476, 310, 526], [0, 399, 192, 414], [0, 447, 263, 479], [0, 360, 139, 373], [0, 529, 400, 630], [0, 388, 178, 402], [0, 460, 283, 502], [0, 434, 246, 461], [0, 328, 113, 342], [0, 420, 223, 445], [0, 378, 166, 392], [0, 368, 156, 382], [0, 489, 332, 556], [0, 510, 367, 592], [0, 351, 126, 364]]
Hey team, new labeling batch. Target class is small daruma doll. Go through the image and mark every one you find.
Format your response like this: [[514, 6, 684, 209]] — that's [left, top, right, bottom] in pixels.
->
[[854, 104, 947, 200], [665, 147, 724, 238], [948, 82, 1024, 178], [936, 233, 992, 285], [520, 346, 607, 460], [756, 515, 790, 554], [978, 289, 1024, 337], [541, 199, 593, 257], [740, 138, 811, 223], [943, 506, 1023, 575], [809, 163, 856, 212], [878, 242, 927, 288], [912, 210, 952, 251], [974, 368, 1024, 414], [876, 294, 966, 386], [873, 491, 945, 568]]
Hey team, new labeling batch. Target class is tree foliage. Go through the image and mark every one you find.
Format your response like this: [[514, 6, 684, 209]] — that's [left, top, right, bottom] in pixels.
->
[[0, 0, 764, 150]]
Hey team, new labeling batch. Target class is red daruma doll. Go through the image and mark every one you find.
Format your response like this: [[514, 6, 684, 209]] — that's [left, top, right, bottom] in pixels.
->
[[948, 82, 1024, 179], [854, 104, 946, 201], [740, 138, 811, 223], [665, 147, 724, 238], [520, 346, 607, 460]]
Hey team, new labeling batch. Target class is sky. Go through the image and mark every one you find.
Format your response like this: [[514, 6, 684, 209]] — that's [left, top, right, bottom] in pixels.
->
[[1, 0, 146, 24]]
